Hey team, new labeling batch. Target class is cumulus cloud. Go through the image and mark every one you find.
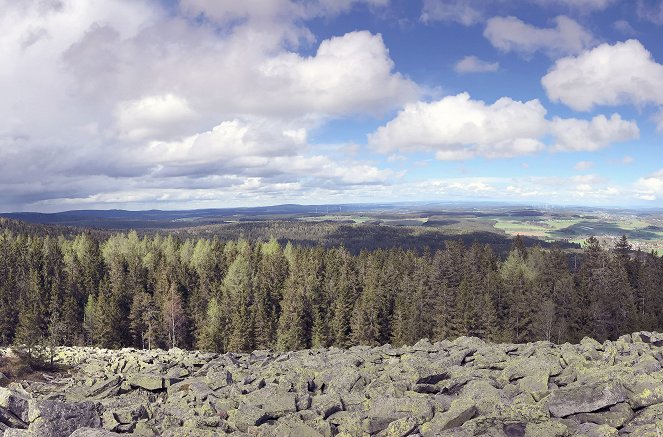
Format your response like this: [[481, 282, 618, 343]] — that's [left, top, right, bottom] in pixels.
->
[[550, 114, 639, 152], [542, 39, 663, 111], [454, 56, 499, 73], [635, 169, 663, 201], [255, 31, 419, 117], [369, 93, 549, 159], [484, 16, 594, 57], [369, 93, 637, 160], [0, 0, 417, 210], [116, 94, 196, 142]]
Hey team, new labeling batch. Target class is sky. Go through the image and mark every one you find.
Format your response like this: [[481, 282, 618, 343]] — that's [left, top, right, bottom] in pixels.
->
[[1, 0, 663, 212]]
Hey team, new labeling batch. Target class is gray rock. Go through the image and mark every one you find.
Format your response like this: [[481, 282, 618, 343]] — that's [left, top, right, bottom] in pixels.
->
[[14, 400, 103, 437], [4, 332, 663, 437], [0, 388, 29, 423], [231, 404, 269, 432], [419, 399, 476, 435], [548, 381, 626, 417], [127, 373, 164, 391], [69, 428, 120, 436], [570, 402, 633, 429], [312, 393, 344, 419], [241, 386, 297, 418]]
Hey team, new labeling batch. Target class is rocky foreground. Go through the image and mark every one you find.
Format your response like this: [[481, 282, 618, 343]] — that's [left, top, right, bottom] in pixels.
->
[[2, 334, 663, 436]]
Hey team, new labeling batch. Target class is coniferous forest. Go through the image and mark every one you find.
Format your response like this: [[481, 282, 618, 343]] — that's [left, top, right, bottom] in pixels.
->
[[0, 225, 661, 353]]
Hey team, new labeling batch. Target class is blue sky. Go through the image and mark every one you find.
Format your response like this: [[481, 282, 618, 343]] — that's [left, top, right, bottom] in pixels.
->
[[1, 0, 663, 211]]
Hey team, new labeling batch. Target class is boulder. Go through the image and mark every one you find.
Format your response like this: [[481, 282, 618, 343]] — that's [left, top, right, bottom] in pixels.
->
[[363, 396, 434, 434], [311, 393, 343, 419], [548, 382, 626, 417], [385, 416, 418, 437], [23, 400, 102, 437], [419, 399, 477, 436], [241, 386, 297, 418], [0, 388, 29, 423], [231, 404, 270, 432], [127, 373, 165, 391], [570, 402, 633, 429]]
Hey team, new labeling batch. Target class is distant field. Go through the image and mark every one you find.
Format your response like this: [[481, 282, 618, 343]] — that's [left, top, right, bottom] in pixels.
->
[[4, 204, 662, 253], [493, 218, 582, 239], [488, 213, 663, 252]]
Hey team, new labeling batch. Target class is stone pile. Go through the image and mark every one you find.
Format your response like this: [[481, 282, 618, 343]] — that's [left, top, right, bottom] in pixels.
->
[[1, 332, 663, 436]]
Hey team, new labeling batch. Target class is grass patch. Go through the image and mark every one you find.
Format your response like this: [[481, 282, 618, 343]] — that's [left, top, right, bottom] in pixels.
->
[[0, 348, 69, 387]]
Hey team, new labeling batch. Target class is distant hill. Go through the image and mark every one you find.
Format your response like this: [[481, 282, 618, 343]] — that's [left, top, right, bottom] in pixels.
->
[[0, 204, 389, 229], [0, 202, 517, 229]]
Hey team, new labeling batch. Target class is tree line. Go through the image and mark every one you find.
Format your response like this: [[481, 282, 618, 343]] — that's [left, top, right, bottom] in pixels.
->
[[0, 228, 661, 353]]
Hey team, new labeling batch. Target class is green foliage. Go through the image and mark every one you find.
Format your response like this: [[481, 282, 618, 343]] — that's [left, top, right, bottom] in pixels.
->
[[0, 226, 661, 353], [197, 297, 224, 352]]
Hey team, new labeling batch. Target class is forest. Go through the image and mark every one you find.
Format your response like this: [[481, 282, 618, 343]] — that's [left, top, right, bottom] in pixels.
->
[[0, 222, 661, 353]]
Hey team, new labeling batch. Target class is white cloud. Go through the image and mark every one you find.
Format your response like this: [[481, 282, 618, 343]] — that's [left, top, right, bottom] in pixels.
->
[[369, 93, 549, 159], [484, 15, 594, 57], [542, 39, 663, 111], [0, 0, 419, 210], [550, 114, 639, 152], [420, 0, 483, 25], [575, 161, 595, 170], [635, 169, 663, 201], [116, 94, 196, 141], [369, 93, 637, 160], [454, 56, 499, 73], [256, 31, 419, 117]]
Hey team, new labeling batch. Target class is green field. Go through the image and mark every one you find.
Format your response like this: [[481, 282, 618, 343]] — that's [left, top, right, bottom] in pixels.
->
[[489, 214, 663, 252], [493, 218, 582, 239]]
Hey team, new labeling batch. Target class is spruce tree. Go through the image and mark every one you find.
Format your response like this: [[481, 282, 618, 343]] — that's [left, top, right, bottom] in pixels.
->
[[15, 268, 47, 354], [224, 254, 253, 352], [197, 297, 223, 352]]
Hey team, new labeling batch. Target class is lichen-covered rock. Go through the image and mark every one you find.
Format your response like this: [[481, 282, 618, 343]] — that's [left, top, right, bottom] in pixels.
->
[[0, 387, 29, 423], [2, 332, 663, 436], [548, 381, 627, 417], [127, 374, 164, 392], [419, 399, 476, 435], [3, 400, 103, 437]]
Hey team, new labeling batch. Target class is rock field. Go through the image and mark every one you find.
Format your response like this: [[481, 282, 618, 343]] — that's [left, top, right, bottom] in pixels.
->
[[2, 332, 663, 436]]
